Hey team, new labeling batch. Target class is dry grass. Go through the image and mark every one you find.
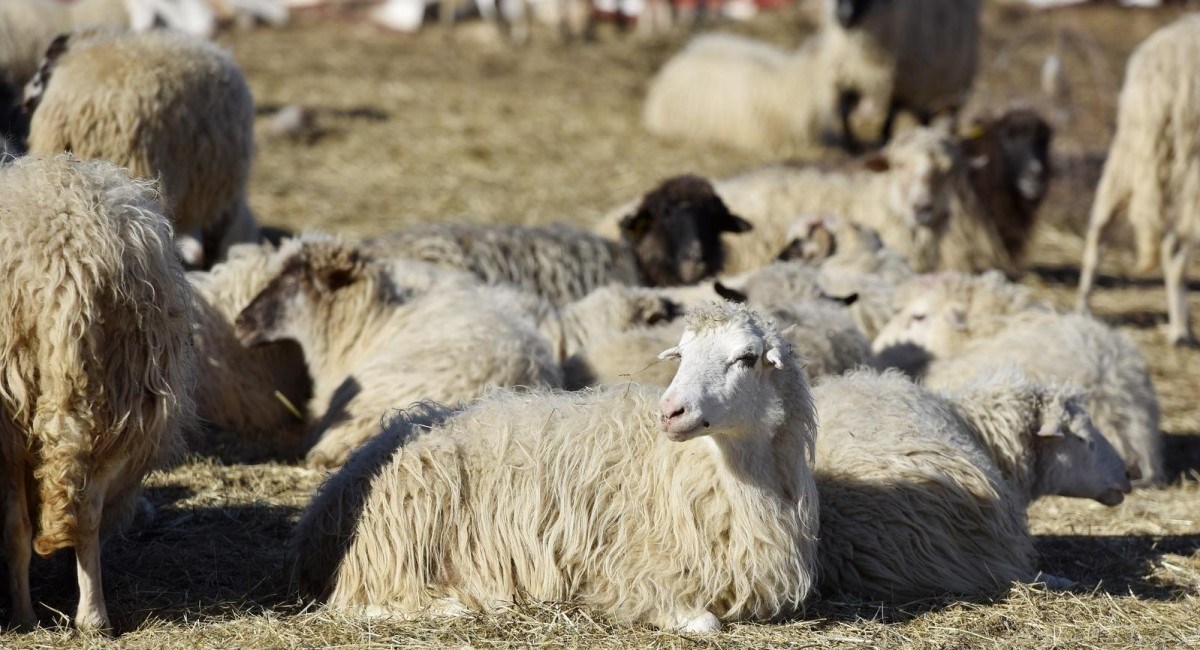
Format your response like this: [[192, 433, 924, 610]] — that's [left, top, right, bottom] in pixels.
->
[[7, 2, 1200, 647]]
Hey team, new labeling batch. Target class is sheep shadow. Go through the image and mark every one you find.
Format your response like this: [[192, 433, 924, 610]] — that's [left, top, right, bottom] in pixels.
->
[[1163, 432, 1200, 483], [6, 487, 307, 634], [1031, 264, 1200, 293], [1035, 533, 1200, 601]]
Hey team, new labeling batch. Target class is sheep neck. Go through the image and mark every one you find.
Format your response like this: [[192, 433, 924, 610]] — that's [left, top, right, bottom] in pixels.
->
[[951, 384, 1040, 500], [302, 278, 398, 408]]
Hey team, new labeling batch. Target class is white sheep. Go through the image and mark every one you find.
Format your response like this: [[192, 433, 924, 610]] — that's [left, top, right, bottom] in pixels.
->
[[1078, 15, 1200, 346], [24, 27, 255, 269], [823, 0, 982, 148], [0, 154, 195, 632], [368, 175, 751, 305], [874, 271, 1162, 484], [776, 213, 914, 286], [290, 302, 820, 631], [921, 314, 1163, 486], [641, 31, 844, 153], [564, 298, 870, 389], [712, 127, 966, 274], [815, 368, 1130, 599], [234, 237, 563, 470]]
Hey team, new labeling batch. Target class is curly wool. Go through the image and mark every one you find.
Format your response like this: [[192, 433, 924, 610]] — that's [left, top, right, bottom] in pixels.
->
[[0, 153, 194, 556]]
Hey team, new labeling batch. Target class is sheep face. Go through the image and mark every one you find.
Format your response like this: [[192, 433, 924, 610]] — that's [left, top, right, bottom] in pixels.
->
[[234, 249, 363, 347], [869, 130, 959, 229], [1033, 393, 1131, 506], [872, 289, 965, 360], [656, 320, 786, 442], [965, 110, 1053, 207], [778, 214, 839, 264], [620, 175, 752, 288]]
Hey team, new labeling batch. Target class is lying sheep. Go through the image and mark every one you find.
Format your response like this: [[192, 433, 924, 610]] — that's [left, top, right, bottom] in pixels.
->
[[959, 108, 1054, 263], [825, 0, 983, 148], [0, 0, 215, 146], [1078, 15, 1200, 346], [0, 154, 195, 632], [291, 302, 819, 631], [815, 367, 1130, 600], [714, 127, 961, 274], [776, 213, 914, 285], [537, 284, 681, 363], [922, 314, 1163, 486], [564, 297, 871, 389], [642, 32, 844, 153], [235, 237, 563, 470], [369, 175, 751, 305], [25, 27, 255, 268], [872, 270, 1050, 372]]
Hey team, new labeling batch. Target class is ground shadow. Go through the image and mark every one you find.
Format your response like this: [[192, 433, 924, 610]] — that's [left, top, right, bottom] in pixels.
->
[[1036, 533, 1200, 601], [1163, 433, 1200, 483], [1032, 264, 1200, 293]]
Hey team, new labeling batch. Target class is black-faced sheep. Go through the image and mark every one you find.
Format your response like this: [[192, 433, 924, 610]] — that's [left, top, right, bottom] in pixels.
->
[[369, 175, 751, 305], [824, 0, 983, 148], [959, 108, 1054, 263], [1078, 15, 1200, 346], [235, 237, 563, 470], [24, 27, 255, 269], [291, 302, 820, 631], [0, 154, 195, 632]]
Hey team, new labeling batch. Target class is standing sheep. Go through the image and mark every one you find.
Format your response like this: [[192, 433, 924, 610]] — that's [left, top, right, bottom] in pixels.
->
[[642, 31, 844, 153], [291, 302, 820, 631], [0, 154, 195, 632], [1077, 15, 1200, 346], [24, 27, 256, 269], [235, 237, 563, 470], [825, 0, 982, 148], [369, 175, 751, 305]]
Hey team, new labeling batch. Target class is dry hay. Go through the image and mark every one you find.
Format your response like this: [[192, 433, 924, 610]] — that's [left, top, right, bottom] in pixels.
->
[[5, 2, 1200, 647]]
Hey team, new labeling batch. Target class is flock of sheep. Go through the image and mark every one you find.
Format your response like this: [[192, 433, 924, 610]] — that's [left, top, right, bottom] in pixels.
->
[[0, 0, 1196, 637]]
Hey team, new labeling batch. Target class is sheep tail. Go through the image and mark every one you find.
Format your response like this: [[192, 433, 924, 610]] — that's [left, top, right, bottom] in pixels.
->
[[31, 407, 92, 557]]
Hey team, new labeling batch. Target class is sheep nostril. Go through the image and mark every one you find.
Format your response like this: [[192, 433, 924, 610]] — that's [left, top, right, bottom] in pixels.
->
[[667, 406, 685, 420]]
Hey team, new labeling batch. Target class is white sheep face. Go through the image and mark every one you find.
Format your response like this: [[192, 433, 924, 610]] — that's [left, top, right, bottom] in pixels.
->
[[656, 322, 786, 443], [872, 292, 966, 358], [1035, 395, 1131, 506]]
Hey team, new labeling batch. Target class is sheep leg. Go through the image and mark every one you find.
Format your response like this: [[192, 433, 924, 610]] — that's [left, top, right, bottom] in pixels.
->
[[666, 610, 721, 632], [4, 463, 37, 631], [1163, 231, 1196, 347], [878, 99, 901, 147], [1077, 204, 1120, 313], [72, 465, 118, 634], [837, 89, 863, 154]]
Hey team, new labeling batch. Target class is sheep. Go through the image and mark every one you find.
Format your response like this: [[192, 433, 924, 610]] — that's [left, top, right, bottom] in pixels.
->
[[824, 0, 983, 148], [920, 313, 1163, 486], [368, 175, 751, 305], [713, 127, 965, 274], [290, 302, 819, 631], [641, 31, 845, 153], [872, 270, 1051, 372], [0, 0, 216, 145], [1078, 15, 1200, 346], [24, 27, 255, 269], [0, 154, 195, 632], [536, 283, 682, 363], [564, 298, 870, 389], [814, 368, 1130, 600], [776, 213, 914, 285], [959, 108, 1054, 263], [234, 237, 563, 470]]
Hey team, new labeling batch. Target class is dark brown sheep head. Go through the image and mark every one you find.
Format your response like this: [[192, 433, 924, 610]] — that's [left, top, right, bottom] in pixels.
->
[[619, 174, 752, 288], [964, 108, 1053, 209], [235, 241, 369, 348]]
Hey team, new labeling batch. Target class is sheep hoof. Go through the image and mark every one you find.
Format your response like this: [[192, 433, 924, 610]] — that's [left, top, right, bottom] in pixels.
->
[[1170, 333, 1199, 349], [672, 611, 721, 633], [74, 611, 112, 636], [9, 612, 37, 632], [429, 597, 470, 618], [1032, 572, 1077, 590]]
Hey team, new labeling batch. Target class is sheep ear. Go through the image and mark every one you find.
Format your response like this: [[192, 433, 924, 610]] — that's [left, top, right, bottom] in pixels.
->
[[315, 266, 356, 292], [620, 210, 654, 242], [948, 306, 967, 331], [658, 346, 682, 361], [713, 282, 748, 303], [765, 347, 785, 370], [863, 155, 890, 173], [721, 212, 754, 233]]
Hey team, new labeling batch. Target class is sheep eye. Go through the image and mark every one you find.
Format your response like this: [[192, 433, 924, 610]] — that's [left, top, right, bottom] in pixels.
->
[[733, 354, 757, 368], [911, 313, 926, 322]]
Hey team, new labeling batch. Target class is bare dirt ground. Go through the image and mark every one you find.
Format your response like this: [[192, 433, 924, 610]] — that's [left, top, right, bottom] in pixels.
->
[[7, 2, 1200, 647]]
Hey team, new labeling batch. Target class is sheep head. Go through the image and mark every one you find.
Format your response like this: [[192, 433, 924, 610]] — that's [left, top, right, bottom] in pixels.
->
[[234, 241, 369, 348], [1031, 386, 1131, 506], [657, 303, 790, 443], [963, 108, 1053, 208], [866, 128, 960, 230], [620, 174, 752, 288]]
